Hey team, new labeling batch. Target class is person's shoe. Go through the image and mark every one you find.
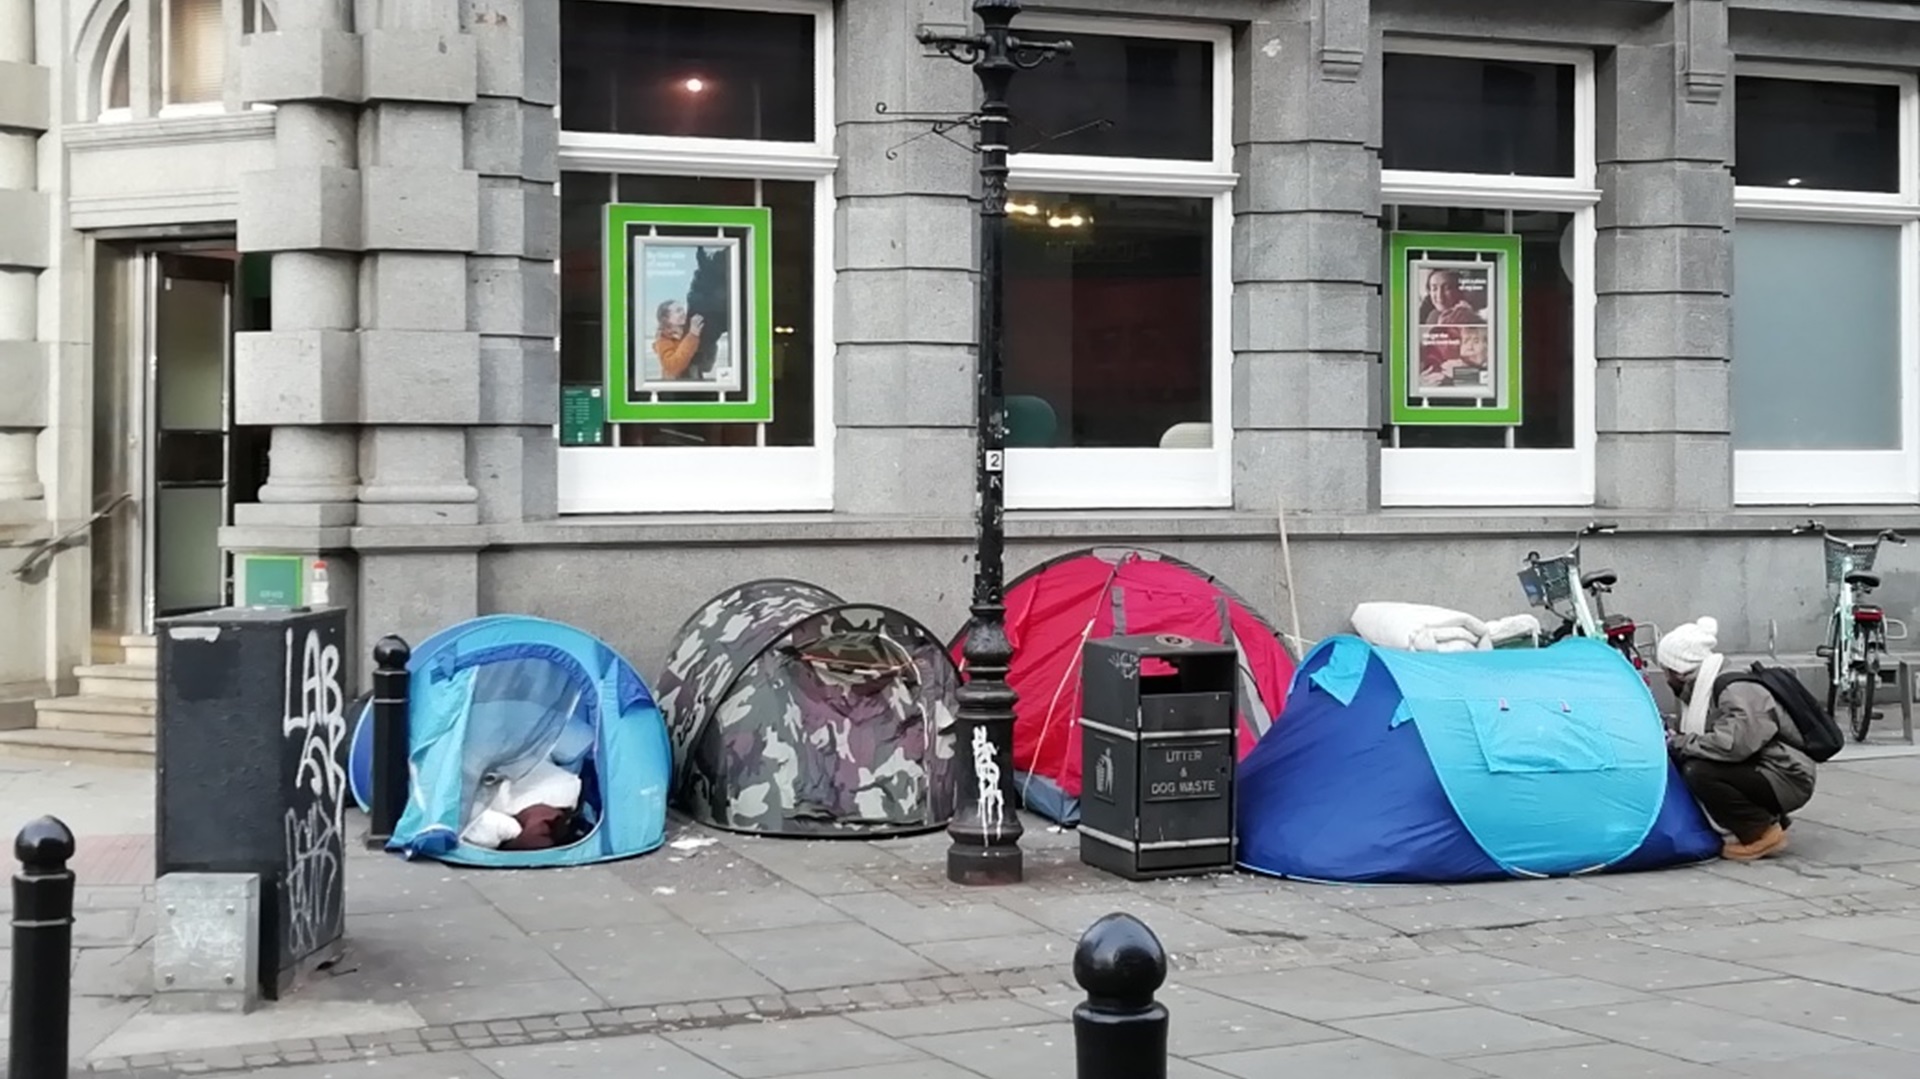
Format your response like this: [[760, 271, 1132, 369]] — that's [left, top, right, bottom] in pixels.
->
[[1723, 824, 1789, 861]]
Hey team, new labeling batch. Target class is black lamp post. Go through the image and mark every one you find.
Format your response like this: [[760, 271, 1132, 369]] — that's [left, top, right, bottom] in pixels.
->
[[919, 1, 1071, 887]]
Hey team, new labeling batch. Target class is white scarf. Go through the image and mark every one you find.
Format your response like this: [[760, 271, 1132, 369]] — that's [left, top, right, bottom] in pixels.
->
[[1680, 651, 1724, 737]]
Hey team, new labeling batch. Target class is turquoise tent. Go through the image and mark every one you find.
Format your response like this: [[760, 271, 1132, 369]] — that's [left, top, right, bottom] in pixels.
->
[[365, 615, 670, 868], [1237, 636, 1721, 883]]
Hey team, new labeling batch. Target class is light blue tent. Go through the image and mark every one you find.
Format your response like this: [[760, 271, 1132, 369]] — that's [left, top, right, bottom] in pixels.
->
[[1237, 635, 1721, 883], [370, 615, 670, 868]]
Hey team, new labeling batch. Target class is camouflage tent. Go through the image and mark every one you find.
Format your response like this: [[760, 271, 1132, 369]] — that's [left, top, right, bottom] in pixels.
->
[[656, 579, 959, 837]]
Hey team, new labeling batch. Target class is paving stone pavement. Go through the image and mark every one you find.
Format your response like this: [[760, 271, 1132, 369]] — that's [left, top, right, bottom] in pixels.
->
[[10, 750, 1920, 1077]]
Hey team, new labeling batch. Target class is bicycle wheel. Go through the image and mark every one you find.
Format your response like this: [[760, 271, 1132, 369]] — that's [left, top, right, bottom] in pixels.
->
[[1850, 651, 1881, 743]]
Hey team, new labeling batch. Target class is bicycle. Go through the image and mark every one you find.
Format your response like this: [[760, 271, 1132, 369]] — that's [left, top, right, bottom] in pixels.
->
[[1517, 522, 1654, 669], [1795, 519, 1908, 742]]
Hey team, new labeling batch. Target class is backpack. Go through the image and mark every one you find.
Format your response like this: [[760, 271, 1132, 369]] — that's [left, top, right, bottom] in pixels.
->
[[1711, 662, 1844, 763]]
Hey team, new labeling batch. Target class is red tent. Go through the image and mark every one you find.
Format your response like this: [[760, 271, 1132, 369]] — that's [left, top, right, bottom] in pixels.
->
[[949, 548, 1298, 823]]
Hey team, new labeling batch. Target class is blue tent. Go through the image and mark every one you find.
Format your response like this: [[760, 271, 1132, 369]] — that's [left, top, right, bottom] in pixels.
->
[[367, 615, 670, 868], [1237, 635, 1720, 883]]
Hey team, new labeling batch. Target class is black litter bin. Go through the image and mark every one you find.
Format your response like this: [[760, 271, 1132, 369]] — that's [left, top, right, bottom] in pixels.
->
[[1077, 634, 1239, 881], [156, 605, 349, 1000]]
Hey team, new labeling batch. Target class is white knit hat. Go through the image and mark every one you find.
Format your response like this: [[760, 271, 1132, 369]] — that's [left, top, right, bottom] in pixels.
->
[[1656, 616, 1720, 676]]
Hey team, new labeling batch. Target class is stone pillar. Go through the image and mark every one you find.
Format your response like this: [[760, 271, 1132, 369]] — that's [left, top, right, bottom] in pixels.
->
[[1233, 0, 1381, 515], [832, 0, 978, 515], [463, 0, 559, 523], [353, 0, 480, 525], [235, 2, 366, 527], [1594, 0, 1734, 512], [0, 0, 48, 504]]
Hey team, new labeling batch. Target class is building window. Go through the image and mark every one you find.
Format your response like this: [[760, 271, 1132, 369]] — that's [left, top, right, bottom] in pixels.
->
[[91, 0, 266, 121], [1732, 68, 1918, 504], [1380, 43, 1597, 508], [556, 0, 835, 514], [1003, 18, 1235, 510], [164, 0, 225, 106]]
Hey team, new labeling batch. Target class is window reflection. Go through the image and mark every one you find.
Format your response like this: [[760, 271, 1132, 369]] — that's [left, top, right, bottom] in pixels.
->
[[560, 1, 814, 141], [1383, 54, 1576, 177], [1735, 77, 1900, 193], [1005, 194, 1212, 449], [1005, 32, 1212, 160]]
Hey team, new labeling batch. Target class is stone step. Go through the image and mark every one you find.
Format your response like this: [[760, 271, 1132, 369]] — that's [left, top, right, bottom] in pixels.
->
[[74, 663, 157, 702], [0, 727, 154, 767], [33, 694, 156, 738], [119, 635, 158, 670]]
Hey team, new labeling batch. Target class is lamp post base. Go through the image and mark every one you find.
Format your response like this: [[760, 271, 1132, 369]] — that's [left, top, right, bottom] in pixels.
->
[[948, 841, 1024, 886]]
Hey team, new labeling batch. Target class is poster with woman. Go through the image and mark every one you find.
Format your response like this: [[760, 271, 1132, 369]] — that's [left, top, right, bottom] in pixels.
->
[[1412, 262, 1495, 401], [1388, 233, 1524, 427], [634, 236, 743, 394]]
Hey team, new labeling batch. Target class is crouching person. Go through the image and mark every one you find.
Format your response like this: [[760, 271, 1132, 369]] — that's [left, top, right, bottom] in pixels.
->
[[1655, 617, 1815, 861]]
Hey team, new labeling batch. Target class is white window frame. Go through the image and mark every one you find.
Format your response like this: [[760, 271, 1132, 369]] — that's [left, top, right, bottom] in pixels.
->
[[1379, 39, 1599, 508], [1002, 15, 1237, 511], [555, 0, 838, 514], [1732, 62, 1920, 505]]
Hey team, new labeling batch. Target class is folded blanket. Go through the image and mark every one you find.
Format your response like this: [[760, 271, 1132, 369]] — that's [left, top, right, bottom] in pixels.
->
[[1352, 602, 1492, 652]]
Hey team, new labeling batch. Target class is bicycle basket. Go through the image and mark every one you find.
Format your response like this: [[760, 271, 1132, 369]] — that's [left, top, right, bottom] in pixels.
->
[[1518, 558, 1576, 607], [1823, 536, 1879, 589]]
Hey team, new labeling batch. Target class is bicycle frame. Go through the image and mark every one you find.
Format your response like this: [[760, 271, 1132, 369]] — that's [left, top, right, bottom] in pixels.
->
[[1518, 522, 1650, 666], [1798, 520, 1909, 740]]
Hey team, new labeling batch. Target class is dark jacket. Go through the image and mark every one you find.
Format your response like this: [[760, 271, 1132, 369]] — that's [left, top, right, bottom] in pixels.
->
[[1668, 680, 1816, 813]]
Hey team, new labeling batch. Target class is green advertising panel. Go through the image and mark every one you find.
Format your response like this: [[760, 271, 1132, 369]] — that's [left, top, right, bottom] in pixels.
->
[[1388, 231, 1525, 427], [603, 203, 775, 424], [240, 554, 303, 608]]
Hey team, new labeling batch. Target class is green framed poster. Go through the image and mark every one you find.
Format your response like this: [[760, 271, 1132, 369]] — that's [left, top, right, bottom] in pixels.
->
[[603, 203, 775, 424], [1388, 231, 1524, 427]]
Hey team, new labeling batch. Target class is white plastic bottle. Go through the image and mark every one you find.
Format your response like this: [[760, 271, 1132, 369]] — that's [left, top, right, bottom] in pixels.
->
[[310, 559, 331, 607]]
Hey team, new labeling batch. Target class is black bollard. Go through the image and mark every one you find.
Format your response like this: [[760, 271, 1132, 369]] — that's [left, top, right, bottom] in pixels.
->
[[366, 635, 412, 849], [10, 816, 76, 1079], [1072, 912, 1169, 1079]]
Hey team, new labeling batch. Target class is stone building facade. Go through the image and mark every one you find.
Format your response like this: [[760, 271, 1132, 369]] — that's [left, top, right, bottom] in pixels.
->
[[3, 0, 1918, 752]]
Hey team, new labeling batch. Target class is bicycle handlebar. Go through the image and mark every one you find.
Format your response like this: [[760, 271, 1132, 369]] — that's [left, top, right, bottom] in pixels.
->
[[1794, 519, 1907, 546]]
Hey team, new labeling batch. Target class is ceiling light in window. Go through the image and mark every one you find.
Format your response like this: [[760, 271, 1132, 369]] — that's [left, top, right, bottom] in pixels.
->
[[1046, 213, 1087, 229], [682, 77, 707, 94], [1786, 177, 1803, 186], [1007, 201, 1041, 216]]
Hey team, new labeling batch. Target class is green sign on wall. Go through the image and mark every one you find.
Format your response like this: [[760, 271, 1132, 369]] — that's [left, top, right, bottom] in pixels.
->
[[561, 384, 608, 446], [240, 554, 303, 608]]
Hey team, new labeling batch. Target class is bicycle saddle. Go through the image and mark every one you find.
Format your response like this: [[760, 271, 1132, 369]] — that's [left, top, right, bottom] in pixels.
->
[[1581, 568, 1619, 589], [1846, 571, 1881, 590]]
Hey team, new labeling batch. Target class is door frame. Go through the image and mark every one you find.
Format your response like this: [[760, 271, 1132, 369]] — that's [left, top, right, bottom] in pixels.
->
[[93, 240, 241, 640]]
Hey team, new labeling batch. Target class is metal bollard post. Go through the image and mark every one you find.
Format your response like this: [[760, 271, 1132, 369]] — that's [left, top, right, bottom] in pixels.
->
[[10, 817, 76, 1079], [1072, 912, 1169, 1079], [366, 635, 412, 849]]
